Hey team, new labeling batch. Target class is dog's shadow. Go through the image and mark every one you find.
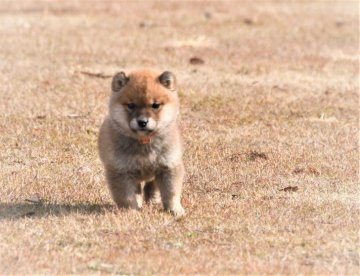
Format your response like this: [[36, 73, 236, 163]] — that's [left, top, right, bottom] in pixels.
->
[[0, 202, 114, 220]]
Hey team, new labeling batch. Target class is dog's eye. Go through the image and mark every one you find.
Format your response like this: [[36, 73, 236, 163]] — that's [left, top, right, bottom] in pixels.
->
[[127, 103, 136, 110], [152, 103, 161, 109]]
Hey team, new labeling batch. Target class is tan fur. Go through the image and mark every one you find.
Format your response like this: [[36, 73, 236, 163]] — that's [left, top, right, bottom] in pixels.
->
[[98, 69, 185, 217]]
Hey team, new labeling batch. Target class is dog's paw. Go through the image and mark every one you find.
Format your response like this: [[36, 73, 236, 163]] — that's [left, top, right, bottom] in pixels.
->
[[145, 193, 162, 205], [169, 205, 185, 218]]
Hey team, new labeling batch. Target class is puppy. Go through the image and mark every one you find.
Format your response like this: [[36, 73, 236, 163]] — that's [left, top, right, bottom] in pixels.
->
[[98, 69, 185, 217]]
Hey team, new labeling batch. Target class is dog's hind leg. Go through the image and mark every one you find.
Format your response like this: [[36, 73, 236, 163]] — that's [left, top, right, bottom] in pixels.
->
[[144, 181, 161, 204]]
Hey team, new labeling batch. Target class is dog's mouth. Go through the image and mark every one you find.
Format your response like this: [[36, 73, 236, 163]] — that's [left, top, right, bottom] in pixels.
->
[[131, 129, 157, 145], [129, 118, 157, 134], [130, 128, 154, 134]]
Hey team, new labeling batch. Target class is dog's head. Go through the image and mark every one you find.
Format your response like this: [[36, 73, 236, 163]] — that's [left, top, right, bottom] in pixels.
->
[[109, 70, 179, 140]]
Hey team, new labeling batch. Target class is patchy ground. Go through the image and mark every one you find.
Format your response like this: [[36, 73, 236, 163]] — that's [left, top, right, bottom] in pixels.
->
[[0, 1, 359, 274]]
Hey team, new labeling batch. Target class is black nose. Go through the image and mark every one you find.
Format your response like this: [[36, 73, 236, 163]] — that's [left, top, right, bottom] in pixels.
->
[[137, 119, 148, 128]]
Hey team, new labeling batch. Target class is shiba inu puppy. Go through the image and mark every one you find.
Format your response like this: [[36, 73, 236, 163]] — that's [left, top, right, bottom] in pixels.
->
[[98, 70, 185, 217]]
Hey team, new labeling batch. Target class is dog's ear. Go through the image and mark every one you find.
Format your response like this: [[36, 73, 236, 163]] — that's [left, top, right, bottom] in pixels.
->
[[112, 72, 128, 92], [159, 71, 176, 91]]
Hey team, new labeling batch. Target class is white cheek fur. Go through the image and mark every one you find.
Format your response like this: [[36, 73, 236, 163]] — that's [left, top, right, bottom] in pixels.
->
[[110, 105, 130, 131], [158, 104, 177, 129], [129, 118, 138, 130], [147, 118, 156, 129]]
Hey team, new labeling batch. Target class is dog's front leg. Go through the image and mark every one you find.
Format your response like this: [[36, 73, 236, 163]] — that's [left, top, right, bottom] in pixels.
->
[[156, 164, 185, 217], [105, 169, 142, 210]]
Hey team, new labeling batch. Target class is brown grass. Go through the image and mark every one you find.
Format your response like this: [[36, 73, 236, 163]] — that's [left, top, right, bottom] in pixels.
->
[[0, 0, 359, 274]]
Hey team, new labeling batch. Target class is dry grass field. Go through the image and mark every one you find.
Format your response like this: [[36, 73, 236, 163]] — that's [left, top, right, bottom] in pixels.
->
[[0, 0, 359, 274]]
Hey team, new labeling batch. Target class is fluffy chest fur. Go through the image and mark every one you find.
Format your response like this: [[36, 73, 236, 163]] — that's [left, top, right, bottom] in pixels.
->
[[99, 118, 182, 181], [114, 137, 181, 181]]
